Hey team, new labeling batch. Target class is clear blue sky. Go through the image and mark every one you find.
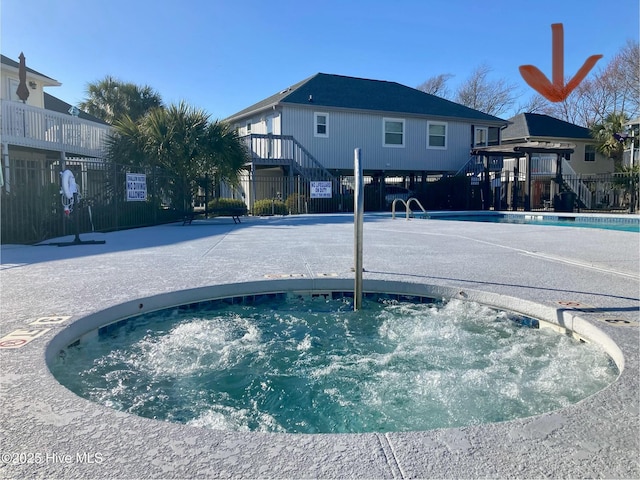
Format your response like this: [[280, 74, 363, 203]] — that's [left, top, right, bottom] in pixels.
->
[[2, 0, 638, 120]]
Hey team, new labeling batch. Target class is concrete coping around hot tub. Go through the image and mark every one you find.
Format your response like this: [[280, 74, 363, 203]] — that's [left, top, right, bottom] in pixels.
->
[[45, 277, 625, 374]]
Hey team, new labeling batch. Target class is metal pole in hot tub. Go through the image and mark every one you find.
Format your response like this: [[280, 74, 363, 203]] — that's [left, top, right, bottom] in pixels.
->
[[354, 148, 364, 310]]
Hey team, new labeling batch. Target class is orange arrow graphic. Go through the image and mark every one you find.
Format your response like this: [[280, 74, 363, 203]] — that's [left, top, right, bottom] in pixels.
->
[[519, 23, 603, 102]]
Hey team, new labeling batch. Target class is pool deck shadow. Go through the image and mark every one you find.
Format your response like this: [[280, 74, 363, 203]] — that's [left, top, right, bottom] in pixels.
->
[[1, 213, 638, 479], [364, 269, 640, 303]]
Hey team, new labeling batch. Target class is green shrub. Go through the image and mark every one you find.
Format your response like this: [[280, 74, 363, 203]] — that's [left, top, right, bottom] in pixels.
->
[[285, 193, 307, 214], [253, 199, 287, 216], [207, 198, 248, 216]]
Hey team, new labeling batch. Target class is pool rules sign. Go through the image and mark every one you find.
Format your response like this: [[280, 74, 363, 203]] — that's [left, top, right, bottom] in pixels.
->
[[126, 174, 147, 201], [310, 181, 332, 199]]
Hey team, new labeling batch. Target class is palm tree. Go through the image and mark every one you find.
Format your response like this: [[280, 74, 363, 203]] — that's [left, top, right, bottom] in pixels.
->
[[107, 102, 247, 212], [589, 112, 629, 168], [80, 76, 163, 124], [138, 102, 209, 212], [106, 115, 146, 166], [203, 120, 248, 187]]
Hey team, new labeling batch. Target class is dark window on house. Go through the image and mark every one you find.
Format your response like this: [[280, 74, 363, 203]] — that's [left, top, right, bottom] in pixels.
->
[[585, 145, 596, 161], [314, 113, 328, 137], [384, 118, 405, 147], [488, 126, 500, 146], [427, 121, 447, 148], [474, 127, 488, 147]]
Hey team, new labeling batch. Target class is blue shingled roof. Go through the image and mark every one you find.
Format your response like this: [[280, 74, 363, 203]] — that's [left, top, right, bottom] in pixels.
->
[[227, 73, 507, 124]]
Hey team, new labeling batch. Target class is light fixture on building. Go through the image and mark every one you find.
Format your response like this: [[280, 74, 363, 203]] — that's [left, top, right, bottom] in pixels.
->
[[28, 81, 37, 89]]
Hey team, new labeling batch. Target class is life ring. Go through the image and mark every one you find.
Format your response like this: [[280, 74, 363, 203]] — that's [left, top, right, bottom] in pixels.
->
[[60, 169, 77, 199]]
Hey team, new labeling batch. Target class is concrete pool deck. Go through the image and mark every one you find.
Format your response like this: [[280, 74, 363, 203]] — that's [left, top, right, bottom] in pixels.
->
[[1, 213, 638, 479]]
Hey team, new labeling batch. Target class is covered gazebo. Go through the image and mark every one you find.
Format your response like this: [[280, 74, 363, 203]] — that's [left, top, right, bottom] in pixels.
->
[[471, 141, 575, 211]]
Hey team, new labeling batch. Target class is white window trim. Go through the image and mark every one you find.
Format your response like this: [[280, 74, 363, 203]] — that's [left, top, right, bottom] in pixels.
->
[[383, 117, 405, 148], [474, 126, 488, 148], [427, 121, 447, 149], [314, 112, 329, 138], [8, 78, 20, 102]]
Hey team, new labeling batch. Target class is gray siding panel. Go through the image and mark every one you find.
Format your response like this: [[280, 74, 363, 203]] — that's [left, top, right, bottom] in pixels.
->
[[281, 106, 475, 173]]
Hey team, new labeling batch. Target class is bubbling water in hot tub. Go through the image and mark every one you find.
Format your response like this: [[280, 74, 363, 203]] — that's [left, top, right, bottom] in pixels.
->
[[51, 293, 618, 434]]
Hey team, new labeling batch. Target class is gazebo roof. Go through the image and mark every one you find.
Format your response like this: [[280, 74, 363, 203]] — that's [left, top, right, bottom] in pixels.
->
[[471, 141, 575, 157]]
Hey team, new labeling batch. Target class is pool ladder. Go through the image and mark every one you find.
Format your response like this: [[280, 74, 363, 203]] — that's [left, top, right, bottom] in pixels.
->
[[391, 197, 428, 220]]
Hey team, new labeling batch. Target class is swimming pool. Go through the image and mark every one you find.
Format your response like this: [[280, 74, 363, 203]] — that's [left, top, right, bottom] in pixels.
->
[[425, 212, 640, 232]]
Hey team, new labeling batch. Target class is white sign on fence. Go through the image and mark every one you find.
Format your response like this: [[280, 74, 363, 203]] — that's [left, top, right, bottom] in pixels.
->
[[310, 181, 332, 199], [126, 173, 147, 201]]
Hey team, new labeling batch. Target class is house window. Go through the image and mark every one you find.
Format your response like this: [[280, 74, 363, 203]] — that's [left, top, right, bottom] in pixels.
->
[[474, 127, 488, 148], [383, 118, 405, 147], [585, 144, 596, 162], [246, 122, 252, 133], [428, 121, 447, 149], [314, 113, 328, 137], [488, 126, 500, 146], [8, 78, 20, 102]]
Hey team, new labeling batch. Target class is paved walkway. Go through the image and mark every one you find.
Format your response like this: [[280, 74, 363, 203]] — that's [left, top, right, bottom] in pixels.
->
[[1, 214, 638, 479]]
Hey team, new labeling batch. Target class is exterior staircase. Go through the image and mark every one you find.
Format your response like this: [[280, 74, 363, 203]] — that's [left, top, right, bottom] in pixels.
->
[[240, 134, 334, 181], [455, 155, 592, 209], [559, 159, 592, 209], [455, 155, 484, 176]]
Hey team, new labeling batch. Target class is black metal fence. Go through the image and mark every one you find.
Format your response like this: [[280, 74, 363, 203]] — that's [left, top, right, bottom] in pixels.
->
[[1, 159, 183, 245], [498, 173, 638, 212], [240, 171, 638, 214], [236, 172, 483, 213], [2, 160, 637, 245]]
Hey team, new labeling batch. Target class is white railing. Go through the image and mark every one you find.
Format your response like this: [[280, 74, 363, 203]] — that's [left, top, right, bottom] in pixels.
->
[[530, 154, 556, 175], [1, 100, 111, 158], [622, 147, 638, 168], [561, 159, 592, 209]]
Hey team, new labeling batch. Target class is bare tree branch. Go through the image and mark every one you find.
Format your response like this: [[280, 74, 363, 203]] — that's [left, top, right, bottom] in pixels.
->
[[536, 41, 639, 127], [515, 94, 551, 114], [453, 64, 517, 117], [416, 73, 454, 98], [416, 41, 638, 124]]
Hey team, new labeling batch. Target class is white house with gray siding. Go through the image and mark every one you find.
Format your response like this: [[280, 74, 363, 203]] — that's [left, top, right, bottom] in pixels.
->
[[225, 73, 507, 209], [228, 73, 507, 174]]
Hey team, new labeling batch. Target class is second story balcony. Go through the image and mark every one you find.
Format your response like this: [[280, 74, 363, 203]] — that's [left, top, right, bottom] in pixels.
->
[[1, 99, 111, 158]]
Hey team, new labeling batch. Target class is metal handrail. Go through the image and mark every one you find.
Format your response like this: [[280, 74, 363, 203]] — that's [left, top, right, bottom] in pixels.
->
[[240, 134, 334, 180], [391, 197, 427, 220]]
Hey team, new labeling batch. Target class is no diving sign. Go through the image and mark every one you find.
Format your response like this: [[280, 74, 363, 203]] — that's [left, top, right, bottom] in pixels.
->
[[126, 174, 147, 202], [0, 316, 70, 349], [0, 328, 50, 349]]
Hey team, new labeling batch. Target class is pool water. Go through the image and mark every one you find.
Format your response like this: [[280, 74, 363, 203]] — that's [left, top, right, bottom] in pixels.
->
[[51, 295, 618, 434], [427, 214, 639, 232]]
